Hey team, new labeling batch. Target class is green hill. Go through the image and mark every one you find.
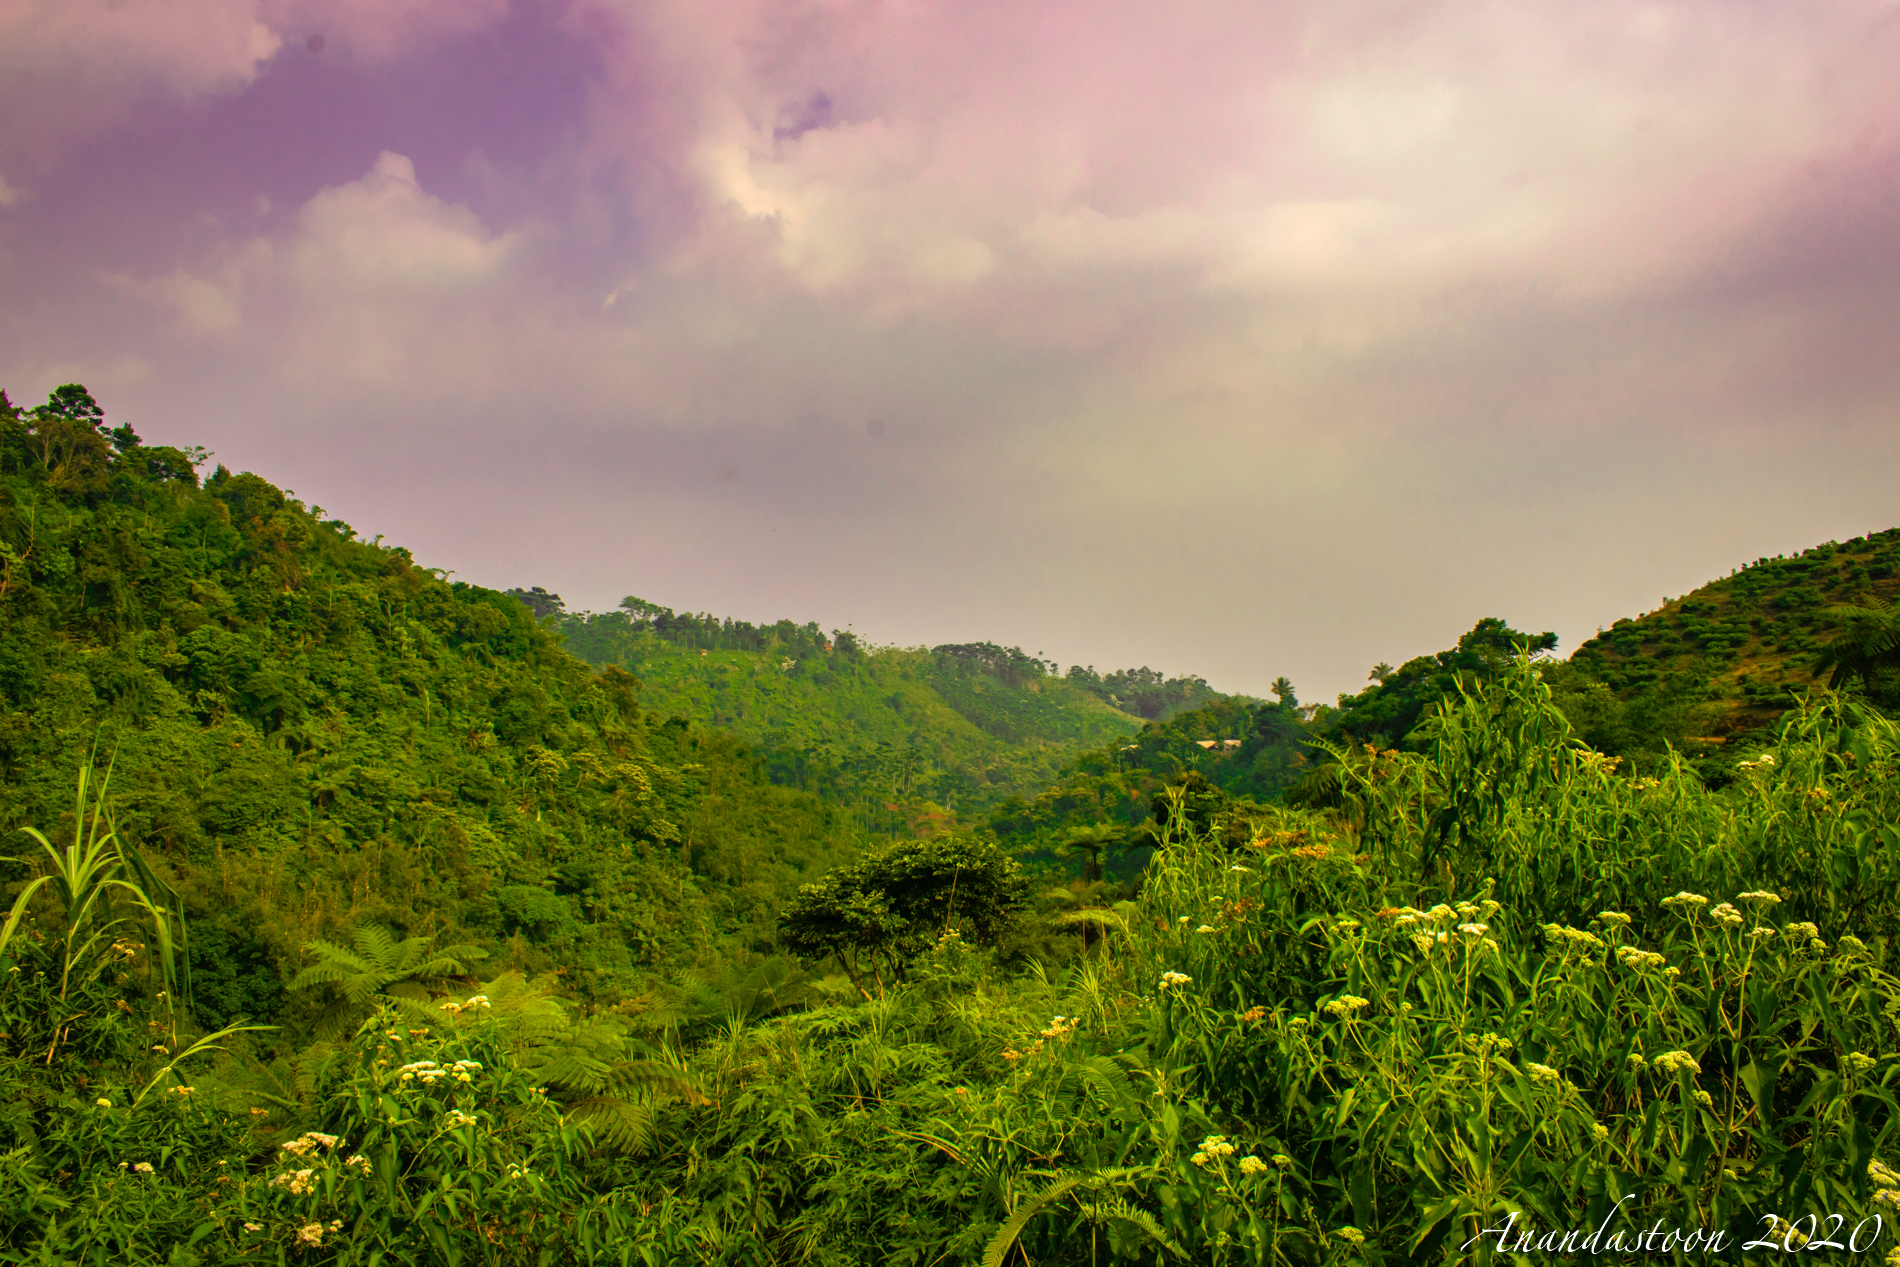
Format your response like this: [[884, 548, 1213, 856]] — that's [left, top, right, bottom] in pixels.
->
[[0, 386, 859, 1022], [1564, 528, 1900, 737], [551, 608, 1161, 827]]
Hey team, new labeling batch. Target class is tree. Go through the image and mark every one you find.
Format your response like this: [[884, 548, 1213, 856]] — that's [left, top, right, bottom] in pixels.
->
[[778, 833, 1027, 990], [507, 586, 565, 618], [35, 383, 105, 428], [1270, 677, 1298, 708]]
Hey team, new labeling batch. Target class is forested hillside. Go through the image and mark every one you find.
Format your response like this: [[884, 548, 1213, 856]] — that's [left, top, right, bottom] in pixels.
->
[[551, 604, 1197, 825], [1565, 529, 1900, 737], [0, 386, 859, 1023], [2, 384, 1896, 1265]]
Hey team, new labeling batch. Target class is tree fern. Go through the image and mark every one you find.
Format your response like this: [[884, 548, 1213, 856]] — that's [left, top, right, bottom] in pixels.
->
[[288, 925, 487, 1040]]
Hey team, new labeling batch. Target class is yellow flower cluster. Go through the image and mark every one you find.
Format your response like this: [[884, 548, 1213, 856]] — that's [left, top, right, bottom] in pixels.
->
[[1614, 946, 1667, 972], [1652, 1050, 1701, 1076], [1158, 971, 1192, 990], [398, 1059, 480, 1087], [271, 1168, 318, 1196], [280, 1132, 339, 1158], [1543, 925, 1606, 952], [1189, 1135, 1237, 1166], [438, 994, 493, 1015], [1323, 995, 1370, 1018]]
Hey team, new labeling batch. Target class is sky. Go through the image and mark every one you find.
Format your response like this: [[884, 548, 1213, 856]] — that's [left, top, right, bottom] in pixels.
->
[[4, 0, 1899, 703]]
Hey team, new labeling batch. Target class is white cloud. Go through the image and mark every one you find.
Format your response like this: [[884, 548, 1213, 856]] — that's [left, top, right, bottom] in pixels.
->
[[290, 152, 515, 293]]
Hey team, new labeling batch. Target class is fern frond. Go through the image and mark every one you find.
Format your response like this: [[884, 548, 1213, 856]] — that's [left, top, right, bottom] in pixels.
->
[[981, 1167, 1151, 1267], [1074, 1196, 1186, 1258]]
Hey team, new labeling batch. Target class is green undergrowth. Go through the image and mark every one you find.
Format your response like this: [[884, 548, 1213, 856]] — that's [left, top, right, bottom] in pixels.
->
[[5, 660, 1897, 1263]]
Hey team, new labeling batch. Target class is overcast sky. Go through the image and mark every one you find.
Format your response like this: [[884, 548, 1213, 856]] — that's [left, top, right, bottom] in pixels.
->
[[4, 0, 1898, 702]]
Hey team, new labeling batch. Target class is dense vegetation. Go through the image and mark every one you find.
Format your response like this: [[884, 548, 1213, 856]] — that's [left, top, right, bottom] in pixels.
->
[[0, 386, 863, 1016], [552, 604, 1178, 828], [2, 385, 1897, 1264]]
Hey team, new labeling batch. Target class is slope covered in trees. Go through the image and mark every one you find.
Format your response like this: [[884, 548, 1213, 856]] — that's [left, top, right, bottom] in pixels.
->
[[0, 386, 859, 1028], [551, 605, 1198, 826], [1562, 529, 1900, 741]]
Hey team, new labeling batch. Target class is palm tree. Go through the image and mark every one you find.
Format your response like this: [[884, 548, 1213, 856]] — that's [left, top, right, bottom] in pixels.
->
[[1815, 598, 1900, 690], [289, 925, 487, 1039]]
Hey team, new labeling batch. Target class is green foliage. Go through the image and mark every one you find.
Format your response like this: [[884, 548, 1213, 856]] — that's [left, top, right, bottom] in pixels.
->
[[988, 695, 1306, 865], [1321, 617, 1558, 748], [778, 834, 1028, 988], [555, 608, 1146, 826], [288, 926, 489, 1040], [1564, 528, 1900, 758], [2, 760, 185, 1028], [1065, 662, 1221, 721], [0, 384, 861, 1033], [1815, 595, 1900, 700]]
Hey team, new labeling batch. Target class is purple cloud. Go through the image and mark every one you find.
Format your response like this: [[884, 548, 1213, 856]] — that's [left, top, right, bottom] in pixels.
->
[[4, 0, 1900, 698]]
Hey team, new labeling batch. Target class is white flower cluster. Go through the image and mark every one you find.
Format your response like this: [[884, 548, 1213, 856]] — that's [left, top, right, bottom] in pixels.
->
[[443, 1109, 478, 1129], [296, 1221, 343, 1248], [1661, 892, 1709, 910], [1158, 971, 1192, 991]]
